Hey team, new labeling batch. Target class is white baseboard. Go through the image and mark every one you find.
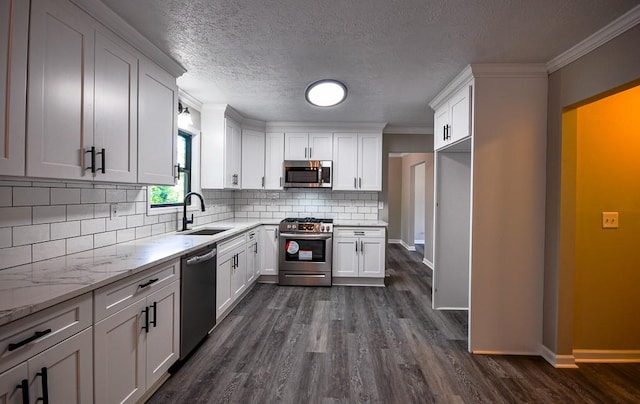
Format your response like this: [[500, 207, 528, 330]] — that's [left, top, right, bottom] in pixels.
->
[[398, 240, 415, 251], [388, 239, 402, 244], [541, 345, 578, 368], [422, 258, 433, 269], [414, 239, 425, 244], [434, 306, 468, 311], [574, 349, 640, 363], [473, 349, 547, 356]]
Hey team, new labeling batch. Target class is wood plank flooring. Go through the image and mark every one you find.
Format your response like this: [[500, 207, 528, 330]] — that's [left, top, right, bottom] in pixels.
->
[[148, 245, 640, 403]]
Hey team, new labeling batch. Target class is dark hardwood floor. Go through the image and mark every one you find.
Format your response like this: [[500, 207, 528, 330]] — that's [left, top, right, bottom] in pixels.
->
[[149, 245, 640, 403]]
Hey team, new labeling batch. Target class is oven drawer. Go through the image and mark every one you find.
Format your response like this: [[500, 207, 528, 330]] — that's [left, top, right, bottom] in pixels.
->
[[335, 227, 385, 238]]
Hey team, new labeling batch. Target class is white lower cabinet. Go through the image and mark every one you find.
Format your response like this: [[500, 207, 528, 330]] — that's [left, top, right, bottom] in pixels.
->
[[260, 225, 279, 276], [246, 230, 259, 284], [93, 261, 180, 404], [333, 227, 386, 279], [216, 233, 247, 320]]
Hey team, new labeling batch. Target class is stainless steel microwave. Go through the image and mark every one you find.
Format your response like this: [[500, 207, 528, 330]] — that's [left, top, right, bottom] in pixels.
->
[[283, 160, 332, 188]]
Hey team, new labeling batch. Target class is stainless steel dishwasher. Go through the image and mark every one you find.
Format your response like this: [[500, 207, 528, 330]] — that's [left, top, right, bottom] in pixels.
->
[[180, 244, 216, 359]]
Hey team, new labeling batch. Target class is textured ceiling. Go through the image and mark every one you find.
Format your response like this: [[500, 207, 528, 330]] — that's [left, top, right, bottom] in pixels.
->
[[101, 0, 639, 128]]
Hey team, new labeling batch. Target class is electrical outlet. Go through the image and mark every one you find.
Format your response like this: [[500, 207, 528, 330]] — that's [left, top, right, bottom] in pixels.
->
[[601, 211, 618, 229], [110, 203, 118, 219]]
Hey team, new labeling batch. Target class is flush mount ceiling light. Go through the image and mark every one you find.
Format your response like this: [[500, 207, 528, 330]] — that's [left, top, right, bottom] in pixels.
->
[[305, 79, 347, 107]]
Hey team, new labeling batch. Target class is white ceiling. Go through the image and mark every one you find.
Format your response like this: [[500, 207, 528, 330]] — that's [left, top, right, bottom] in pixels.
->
[[101, 0, 639, 128]]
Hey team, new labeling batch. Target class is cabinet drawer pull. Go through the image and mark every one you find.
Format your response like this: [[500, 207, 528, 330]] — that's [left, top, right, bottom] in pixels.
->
[[85, 146, 96, 173], [17, 379, 29, 403], [150, 302, 157, 328], [142, 307, 150, 333], [304, 147, 307, 158], [354, 231, 365, 236], [355, 241, 358, 252], [8, 328, 52, 352], [36, 367, 49, 404], [354, 177, 357, 189], [97, 148, 106, 174], [138, 278, 159, 289], [359, 177, 362, 188], [361, 240, 364, 253]]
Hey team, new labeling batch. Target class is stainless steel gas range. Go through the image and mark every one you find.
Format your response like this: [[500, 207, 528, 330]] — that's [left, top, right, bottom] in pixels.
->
[[278, 217, 333, 286]]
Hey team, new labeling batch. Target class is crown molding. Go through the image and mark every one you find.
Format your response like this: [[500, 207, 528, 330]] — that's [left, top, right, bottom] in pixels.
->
[[71, 0, 186, 77], [546, 4, 640, 73], [470, 64, 548, 78], [266, 121, 386, 133], [383, 126, 434, 135], [242, 118, 267, 132], [429, 65, 473, 110], [178, 89, 202, 111]]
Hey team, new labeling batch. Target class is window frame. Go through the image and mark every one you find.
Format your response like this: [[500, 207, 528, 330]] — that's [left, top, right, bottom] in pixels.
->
[[150, 131, 192, 208]]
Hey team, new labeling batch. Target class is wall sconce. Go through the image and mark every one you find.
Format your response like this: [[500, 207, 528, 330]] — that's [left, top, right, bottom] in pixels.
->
[[178, 101, 193, 127]]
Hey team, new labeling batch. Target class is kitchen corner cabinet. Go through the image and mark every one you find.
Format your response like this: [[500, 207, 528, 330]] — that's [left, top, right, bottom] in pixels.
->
[[333, 132, 382, 191], [264, 132, 285, 189], [260, 225, 279, 276], [0, 294, 93, 404], [433, 84, 472, 151], [93, 260, 180, 404], [27, 0, 143, 183], [0, 0, 29, 176], [333, 227, 385, 278], [284, 132, 332, 160], [241, 129, 266, 189], [201, 105, 243, 189], [216, 233, 247, 319], [138, 58, 178, 185]]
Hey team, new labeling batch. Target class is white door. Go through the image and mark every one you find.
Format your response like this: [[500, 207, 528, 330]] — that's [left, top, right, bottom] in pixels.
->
[[232, 249, 247, 299], [359, 237, 385, 277], [216, 252, 233, 318], [0, 0, 28, 176], [138, 58, 177, 185], [433, 105, 449, 150], [241, 129, 265, 189], [264, 132, 284, 189], [449, 85, 471, 143], [0, 362, 28, 404], [94, 298, 146, 404], [332, 133, 358, 190], [28, 327, 93, 404], [358, 133, 382, 191], [332, 237, 359, 277], [93, 31, 138, 183], [260, 226, 278, 275], [308, 133, 333, 160], [284, 132, 308, 160], [145, 281, 180, 388], [27, 0, 95, 180]]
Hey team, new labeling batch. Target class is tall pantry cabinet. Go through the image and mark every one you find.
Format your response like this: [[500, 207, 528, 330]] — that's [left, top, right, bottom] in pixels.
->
[[430, 64, 548, 355]]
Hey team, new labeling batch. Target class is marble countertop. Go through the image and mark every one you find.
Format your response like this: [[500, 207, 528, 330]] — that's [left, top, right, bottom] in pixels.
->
[[0, 217, 385, 327]]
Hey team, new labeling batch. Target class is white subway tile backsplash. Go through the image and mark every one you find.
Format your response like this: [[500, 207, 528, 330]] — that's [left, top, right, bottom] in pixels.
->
[[127, 214, 144, 228], [0, 245, 31, 269], [135, 202, 147, 214], [135, 226, 151, 239], [33, 240, 66, 261], [0, 187, 11, 207], [81, 218, 106, 235], [0, 207, 31, 227], [118, 202, 136, 216], [51, 221, 80, 240], [94, 231, 117, 248], [0, 228, 11, 248], [33, 205, 66, 224], [67, 204, 94, 221], [95, 204, 110, 218], [66, 235, 93, 254], [105, 216, 127, 232], [14, 187, 49, 206], [127, 189, 145, 202], [151, 223, 166, 236], [81, 189, 106, 204], [51, 188, 80, 205], [13, 224, 50, 246], [105, 189, 127, 203], [116, 228, 136, 243]]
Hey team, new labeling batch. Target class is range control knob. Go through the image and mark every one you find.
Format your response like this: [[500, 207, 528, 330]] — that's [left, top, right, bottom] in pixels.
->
[[321, 226, 325, 232]]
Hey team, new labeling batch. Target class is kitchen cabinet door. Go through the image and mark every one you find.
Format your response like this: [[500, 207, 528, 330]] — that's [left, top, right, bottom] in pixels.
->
[[433, 105, 449, 150], [27, 0, 95, 180], [0, 0, 28, 176], [93, 30, 138, 183], [449, 85, 471, 144], [145, 281, 180, 389], [241, 129, 265, 189], [308, 133, 333, 160], [0, 362, 28, 404], [332, 237, 359, 277], [224, 118, 242, 188], [216, 252, 233, 319], [94, 298, 146, 404], [332, 133, 358, 190], [359, 237, 385, 277], [358, 133, 382, 191], [284, 132, 308, 160], [246, 240, 257, 284], [28, 327, 93, 404], [265, 132, 284, 189], [260, 226, 279, 276], [138, 58, 177, 185], [231, 249, 247, 299]]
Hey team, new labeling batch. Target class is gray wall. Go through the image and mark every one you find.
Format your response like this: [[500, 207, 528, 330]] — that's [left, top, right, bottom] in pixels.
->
[[544, 24, 640, 354], [387, 157, 402, 240]]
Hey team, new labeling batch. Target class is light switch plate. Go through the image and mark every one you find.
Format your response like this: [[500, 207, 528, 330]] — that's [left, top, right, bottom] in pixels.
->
[[602, 211, 618, 229], [378, 201, 384, 209]]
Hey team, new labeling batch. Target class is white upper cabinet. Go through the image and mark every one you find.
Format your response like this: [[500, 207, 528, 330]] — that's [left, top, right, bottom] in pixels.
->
[[93, 30, 138, 183], [264, 132, 284, 189], [433, 83, 472, 151], [0, 0, 29, 176], [137, 58, 177, 185], [201, 105, 243, 189], [284, 132, 332, 160], [333, 132, 382, 191], [27, 0, 95, 180], [241, 129, 265, 189]]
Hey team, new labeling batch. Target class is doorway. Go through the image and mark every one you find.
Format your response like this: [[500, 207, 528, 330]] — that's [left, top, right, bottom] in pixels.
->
[[413, 163, 426, 256]]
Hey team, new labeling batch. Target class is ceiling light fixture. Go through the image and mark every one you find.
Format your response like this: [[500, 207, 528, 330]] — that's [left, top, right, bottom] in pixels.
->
[[305, 79, 347, 107], [178, 101, 193, 127]]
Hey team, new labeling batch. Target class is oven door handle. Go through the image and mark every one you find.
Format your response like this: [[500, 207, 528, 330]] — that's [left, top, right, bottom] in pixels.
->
[[279, 233, 333, 240]]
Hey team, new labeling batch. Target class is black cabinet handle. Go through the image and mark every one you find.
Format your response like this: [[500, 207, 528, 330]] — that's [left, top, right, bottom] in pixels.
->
[[175, 163, 181, 180], [261, 176, 265, 188], [254, 243, 258, 254], [138, 278, 159, 289], [85, 146, 96, 173], [8, 329, 52, 351], [142, 307, 149, 333], [150, 302, 157, 328], [309, 147, 312, 158], [355, 241, 358, 252], [17, 379, 29, 404], [36, 367, 49, 404], [96, 148, 106, 173]]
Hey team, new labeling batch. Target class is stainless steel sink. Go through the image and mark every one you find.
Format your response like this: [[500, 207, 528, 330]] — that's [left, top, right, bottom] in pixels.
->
[[182, 228, 230, 236]]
